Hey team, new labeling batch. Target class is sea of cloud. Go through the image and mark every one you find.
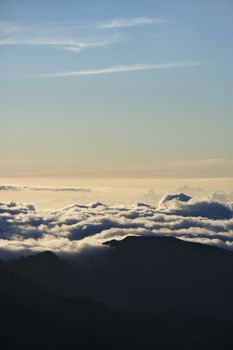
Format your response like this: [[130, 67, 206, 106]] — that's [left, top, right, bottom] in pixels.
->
[[0, 193, 233, 259]]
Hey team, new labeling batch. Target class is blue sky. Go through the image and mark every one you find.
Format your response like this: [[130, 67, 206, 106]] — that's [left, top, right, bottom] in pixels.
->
[[0, 0, 233, 178]]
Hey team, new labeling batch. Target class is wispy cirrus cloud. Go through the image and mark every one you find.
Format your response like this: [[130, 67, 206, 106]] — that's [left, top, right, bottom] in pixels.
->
[[0, 20, 23, 35], [30, 61, 204, 79], [0, 36, 114, 53], [100, 17, 166, 29], [0, 20, 116, 53], [0, 16, 166, 53]]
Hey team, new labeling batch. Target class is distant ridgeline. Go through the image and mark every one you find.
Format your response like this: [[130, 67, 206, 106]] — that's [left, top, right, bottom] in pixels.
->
[[0, 236, 233, 349]]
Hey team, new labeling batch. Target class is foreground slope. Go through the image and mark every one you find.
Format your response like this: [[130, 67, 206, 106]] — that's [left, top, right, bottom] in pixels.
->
[[0, 259, 233, 349]]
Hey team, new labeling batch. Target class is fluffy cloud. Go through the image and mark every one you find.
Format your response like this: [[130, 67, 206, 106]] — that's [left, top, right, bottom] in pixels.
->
[[0, 193, 233, 258], [158, 193, 233, 219]]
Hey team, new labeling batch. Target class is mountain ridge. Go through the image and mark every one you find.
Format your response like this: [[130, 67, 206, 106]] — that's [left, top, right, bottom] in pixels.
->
[[4, 235, 233, 320], [1, 236, 233, 348]]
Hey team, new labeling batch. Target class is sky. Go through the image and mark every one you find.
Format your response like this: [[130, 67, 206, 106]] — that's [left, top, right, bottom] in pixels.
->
[[0, 0, 233, 179], [0, 1, 233, 257]]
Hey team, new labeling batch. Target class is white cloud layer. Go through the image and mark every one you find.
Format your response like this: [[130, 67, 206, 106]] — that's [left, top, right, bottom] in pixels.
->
[[0, 193, 233, 258]]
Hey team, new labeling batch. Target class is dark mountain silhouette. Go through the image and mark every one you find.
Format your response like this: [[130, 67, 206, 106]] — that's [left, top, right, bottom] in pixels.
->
[[99, 236, 233, 319], [7, 236, 233, 320], [1, 236, 233, 349], [7, 250, 77, 296], [0, 261, 233, 350]]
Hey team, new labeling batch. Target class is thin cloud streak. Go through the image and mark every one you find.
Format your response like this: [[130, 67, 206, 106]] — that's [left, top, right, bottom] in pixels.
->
[[30, 62, 204, 79], [0, 17, 166, 53], [0, 185, 91, 192], [0, 37, 114, 53], [100, 17, 166, 29], [0, 20, 117, 53]]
